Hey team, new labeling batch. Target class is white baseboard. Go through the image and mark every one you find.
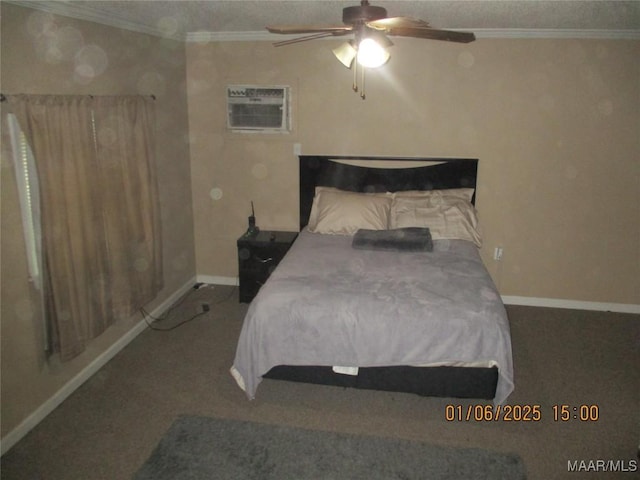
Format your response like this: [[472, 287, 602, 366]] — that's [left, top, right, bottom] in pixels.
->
[[0, 277, 197, 456], [197, 276, 638, 314], [195, 276, 639, 314], [197, 274, 238, 286], [502, 296, 640, 314]]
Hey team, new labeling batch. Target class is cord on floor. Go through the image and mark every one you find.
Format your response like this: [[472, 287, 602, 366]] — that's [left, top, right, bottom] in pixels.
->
[[140, 284, 237, 332]]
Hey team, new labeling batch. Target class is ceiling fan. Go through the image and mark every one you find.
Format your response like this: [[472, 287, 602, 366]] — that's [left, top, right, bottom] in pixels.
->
[[266, 1, 475, 99]]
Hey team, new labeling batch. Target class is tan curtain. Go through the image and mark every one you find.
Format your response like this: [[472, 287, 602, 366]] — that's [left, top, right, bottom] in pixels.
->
[[8, 94, 163, 361], [91, 96, 163, 318]]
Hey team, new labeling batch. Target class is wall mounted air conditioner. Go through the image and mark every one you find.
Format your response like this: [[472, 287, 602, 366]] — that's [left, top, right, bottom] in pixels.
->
[[227, 85, 290, 133]]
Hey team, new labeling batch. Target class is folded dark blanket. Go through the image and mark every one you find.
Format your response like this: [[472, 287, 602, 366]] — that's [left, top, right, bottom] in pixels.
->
[[352, 227, 433, 252]]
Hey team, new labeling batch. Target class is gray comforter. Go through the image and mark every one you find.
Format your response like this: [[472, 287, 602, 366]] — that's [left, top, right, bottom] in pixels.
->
[[231, 230, 514, 405]]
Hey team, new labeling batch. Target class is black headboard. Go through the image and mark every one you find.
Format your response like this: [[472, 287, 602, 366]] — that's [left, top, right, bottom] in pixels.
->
[[299, 156, 478, 230]]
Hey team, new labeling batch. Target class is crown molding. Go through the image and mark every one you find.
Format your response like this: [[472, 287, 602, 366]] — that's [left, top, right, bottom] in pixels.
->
[[473, 28, 640, 40], [4, 0, 185, 41], [187, 31, 279, 43], [186, 28, 640, 43], [7, 1, 640, 43]]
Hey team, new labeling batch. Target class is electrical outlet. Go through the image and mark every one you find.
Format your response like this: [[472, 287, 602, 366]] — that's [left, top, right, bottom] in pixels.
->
[[494, 247, 504, 261]]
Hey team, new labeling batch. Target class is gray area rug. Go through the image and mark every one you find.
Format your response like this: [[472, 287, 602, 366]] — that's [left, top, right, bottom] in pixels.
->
[[134, 415, 526, 479]]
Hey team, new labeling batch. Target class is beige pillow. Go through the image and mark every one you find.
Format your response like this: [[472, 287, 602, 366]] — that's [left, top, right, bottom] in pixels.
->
[[308, 186, 390, 229], [390, 195, 482, 247], [308, 188, 392, 235]]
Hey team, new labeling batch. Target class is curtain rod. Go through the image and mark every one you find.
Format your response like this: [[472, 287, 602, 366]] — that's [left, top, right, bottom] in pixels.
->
[[0, 94, 156, 102]]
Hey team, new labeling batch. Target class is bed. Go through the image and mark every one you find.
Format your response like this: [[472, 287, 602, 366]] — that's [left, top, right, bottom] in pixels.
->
[[231, 156, 514, 405]]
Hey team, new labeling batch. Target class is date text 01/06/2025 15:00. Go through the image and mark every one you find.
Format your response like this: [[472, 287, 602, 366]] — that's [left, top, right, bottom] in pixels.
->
[[444, 403, 639, 473], [444, 404, 600, 422]]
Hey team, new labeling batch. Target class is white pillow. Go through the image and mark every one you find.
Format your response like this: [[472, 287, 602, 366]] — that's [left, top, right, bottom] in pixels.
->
[[393, 188, 475, 202], [307, 188, 392, 235], [390, 194, 482, 247]]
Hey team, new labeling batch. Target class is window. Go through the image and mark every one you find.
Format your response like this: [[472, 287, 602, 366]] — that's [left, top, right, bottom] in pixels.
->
[[7, 113, 42, 291]]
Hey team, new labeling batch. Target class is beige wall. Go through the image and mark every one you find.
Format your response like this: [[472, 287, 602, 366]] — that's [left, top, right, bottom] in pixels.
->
[[1, 4, 195, 436], [187, 38, 639, 305], [1, 0, 638, 445]]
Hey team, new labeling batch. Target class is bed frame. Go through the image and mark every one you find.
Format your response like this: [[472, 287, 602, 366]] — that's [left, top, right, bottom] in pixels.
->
[[298, 155, 478, 230], [263, 155, 498, 400]]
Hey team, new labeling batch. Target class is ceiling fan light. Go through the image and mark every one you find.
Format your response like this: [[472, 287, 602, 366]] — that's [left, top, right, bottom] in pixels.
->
[[356, 38, 390, 68], [332, 41, 357, 68]]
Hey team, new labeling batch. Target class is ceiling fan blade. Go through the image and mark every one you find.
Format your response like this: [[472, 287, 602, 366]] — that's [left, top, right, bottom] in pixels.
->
[[266, 25, 352, 35], [367, 16, 430, 30], [273, 32, 345, 47], [384, 26, 475, 43]]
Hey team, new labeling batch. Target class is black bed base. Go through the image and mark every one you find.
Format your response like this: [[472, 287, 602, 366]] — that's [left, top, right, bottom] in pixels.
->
[[263, 365, 498, 400]]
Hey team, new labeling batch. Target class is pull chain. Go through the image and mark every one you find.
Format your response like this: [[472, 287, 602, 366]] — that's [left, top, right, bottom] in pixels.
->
[[352, 59, 358, 92]]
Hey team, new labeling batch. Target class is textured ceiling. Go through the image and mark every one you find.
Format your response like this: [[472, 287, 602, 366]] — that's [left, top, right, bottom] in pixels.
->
[[8, 0, 640, 41]]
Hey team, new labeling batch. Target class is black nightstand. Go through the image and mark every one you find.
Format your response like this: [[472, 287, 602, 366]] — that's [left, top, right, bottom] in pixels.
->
[[237, 230, 298, 303]]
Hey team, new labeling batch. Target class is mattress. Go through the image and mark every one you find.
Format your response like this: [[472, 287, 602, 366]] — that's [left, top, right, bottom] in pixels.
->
[[231, 229, 514, 405]]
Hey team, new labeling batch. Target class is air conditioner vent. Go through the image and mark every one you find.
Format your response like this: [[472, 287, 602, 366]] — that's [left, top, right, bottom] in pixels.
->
[[227, 85, 290, 133]]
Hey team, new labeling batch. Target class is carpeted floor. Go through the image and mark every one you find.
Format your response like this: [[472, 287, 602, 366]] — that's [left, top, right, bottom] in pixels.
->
[[1, 284, 638, 480]]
